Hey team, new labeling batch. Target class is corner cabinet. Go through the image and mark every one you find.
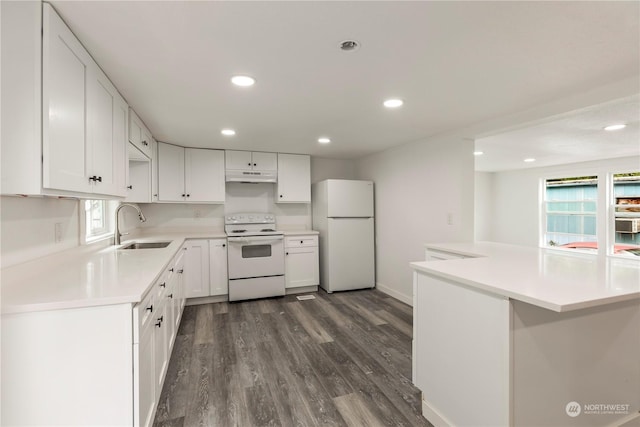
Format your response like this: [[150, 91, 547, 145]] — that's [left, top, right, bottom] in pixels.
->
[[277, 154, 311, 203], [157, 142, 225, 203], [1, 2, 127, 198], [183, 238, 229, 299]]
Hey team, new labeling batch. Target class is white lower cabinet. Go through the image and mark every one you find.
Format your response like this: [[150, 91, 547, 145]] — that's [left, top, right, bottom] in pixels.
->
[[285, 235, 319, 288], [183, 238, 228, 299], [183, 239, 210, 298], [210, 239, 229, 296]]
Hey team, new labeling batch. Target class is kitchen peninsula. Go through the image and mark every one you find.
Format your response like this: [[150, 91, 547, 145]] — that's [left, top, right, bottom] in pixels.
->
[[411, 242, 640, 426]]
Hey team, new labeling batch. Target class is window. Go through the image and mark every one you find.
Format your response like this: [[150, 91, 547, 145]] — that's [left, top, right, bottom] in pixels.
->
[[541, 171, 640, 258], [543, 176, 598, 249], [82, 200, 117, 243], [612, 172, 640, 256]]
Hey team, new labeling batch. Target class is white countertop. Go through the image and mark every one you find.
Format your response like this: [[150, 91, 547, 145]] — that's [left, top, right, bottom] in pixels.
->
[[1, 229, 227, 315], [411, 242, 640, 312]]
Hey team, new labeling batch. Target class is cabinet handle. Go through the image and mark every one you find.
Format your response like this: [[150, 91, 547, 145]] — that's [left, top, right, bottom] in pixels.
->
[[127, 185, 133, 189], [286, 252, 289, 255], [247, 163, 251, 166], [168, 293, 173, 299], [186, 194, 190, 197], [89, 176, 102, 183], [300, 240, 304, 244], [155, 316, 163, 328], [181, 194, 186, 197], [97, 176, 102, 182], [253, 163, 257, 167], [169, 268, 174, 272], [142, 140, 148, 146], [146, 305, 153, 312], [178, 269, 184, 274], [160, 282, 166, 288], [222, 244, 226, 248], [279, 195, 283, 198], [154, 194, 158, 197]]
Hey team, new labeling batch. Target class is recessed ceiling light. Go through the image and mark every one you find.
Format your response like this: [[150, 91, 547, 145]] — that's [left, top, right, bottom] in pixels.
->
[[384, 99, 403, 108], [318, 137, 331, 144], [473, 151, 484, 156], [603, 124, 626, 131], [231, 75, 255, 87], [524, 158, 536, 163], [221, 129, 236, 136]]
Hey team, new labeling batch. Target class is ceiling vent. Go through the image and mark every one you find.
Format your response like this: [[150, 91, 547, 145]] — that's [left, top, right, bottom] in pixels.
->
[[339, 40, 360, 52]]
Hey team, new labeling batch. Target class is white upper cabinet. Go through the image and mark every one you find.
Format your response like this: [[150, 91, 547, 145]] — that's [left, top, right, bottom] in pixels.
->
[[42, 3, 93, 194], [157, 142, 185, 202], [185, 148, 225, 202], [157, 142, 224, 203], [129, 109, 153, 159], [277, 154, 311, 203], [1, 2, 127, 198], [225, 150, 277, 172], [87, 66, 128, 197]]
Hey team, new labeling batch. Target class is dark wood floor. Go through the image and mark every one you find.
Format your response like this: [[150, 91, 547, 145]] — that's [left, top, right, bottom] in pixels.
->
[[153, 289, 432, 427]]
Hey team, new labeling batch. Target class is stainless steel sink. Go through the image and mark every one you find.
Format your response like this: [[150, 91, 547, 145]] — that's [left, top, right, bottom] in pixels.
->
[[120, 241, 172, 250]]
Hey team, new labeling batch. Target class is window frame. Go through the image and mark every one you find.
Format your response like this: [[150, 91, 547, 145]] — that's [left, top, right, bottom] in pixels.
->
[[80, 199, 118, 244]]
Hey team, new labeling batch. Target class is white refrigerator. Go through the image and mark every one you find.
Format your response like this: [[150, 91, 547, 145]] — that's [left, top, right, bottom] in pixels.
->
[[312, 179, 375, 292]]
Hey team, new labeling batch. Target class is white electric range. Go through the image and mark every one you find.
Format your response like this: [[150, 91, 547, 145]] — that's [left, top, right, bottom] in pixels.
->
[[225, 213, 285, 301]]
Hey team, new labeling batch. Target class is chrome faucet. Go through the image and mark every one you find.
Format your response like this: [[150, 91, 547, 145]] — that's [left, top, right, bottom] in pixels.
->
[[115, 203, 147, 245]]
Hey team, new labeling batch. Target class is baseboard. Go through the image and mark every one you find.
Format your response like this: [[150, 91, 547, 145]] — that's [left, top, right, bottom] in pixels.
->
[[285, 285, 318, 295], [185, 295, 228, 306], [376, 282, 413, 306], [422, 397, 453, 427]]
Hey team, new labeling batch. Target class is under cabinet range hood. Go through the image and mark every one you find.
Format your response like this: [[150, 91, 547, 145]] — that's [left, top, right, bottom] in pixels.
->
[[225, 169, 277, 183]]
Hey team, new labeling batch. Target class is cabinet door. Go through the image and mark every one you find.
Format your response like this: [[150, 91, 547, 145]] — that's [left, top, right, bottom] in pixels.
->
[[153, 302, 168, 392], [157, 142, 185, 202], [225, 150, 252, 171], [129, 109, 152, 158], [126, 159, 151, 203], [184, 240, 210, 298], [134, 325, 155, 427], [185, 148, 225, 203], [42, 4, 92, 194], [87, 67, 127, 197], [285, 246, 319, 288], [151, 139, 159, 202], [277, 154, 311, 203], [252, 152, 277, 171], [209, 239, 228, 296]]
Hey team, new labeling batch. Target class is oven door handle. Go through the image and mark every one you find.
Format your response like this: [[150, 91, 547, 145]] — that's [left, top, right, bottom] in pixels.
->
[[227, 236, 284, 245]]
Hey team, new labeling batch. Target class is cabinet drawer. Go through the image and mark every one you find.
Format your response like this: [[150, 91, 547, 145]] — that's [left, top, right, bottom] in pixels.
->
[[285, 235, 318, 248], [133, 288, 155, 343]]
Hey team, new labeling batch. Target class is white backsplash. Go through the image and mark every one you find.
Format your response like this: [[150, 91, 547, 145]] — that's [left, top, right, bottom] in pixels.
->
[[135, 182, 311, 231]]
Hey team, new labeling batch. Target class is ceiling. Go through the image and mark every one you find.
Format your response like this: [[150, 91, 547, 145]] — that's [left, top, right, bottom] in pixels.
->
[[50, 1, 640, 164]]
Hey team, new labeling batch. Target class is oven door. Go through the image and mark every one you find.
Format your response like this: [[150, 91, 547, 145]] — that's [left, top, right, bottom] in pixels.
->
[[227, 235, 285, 279]]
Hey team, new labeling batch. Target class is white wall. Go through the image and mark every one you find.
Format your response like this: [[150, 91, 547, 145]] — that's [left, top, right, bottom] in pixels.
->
[[474, 171, 494, 241], [487, 156, 640, 247], [311, 157, 357, 183], [0, 196, 79, 268], [355, 136, 475, 304]]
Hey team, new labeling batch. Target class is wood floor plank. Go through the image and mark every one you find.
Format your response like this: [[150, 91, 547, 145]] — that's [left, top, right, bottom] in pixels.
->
[[155, 333, 195, 422], [375, 309, 413, 338], [193, 304, 214, 345], [286, 301, 333, 344], [156, 290, 432, 427], [333, 392, 386, 427]]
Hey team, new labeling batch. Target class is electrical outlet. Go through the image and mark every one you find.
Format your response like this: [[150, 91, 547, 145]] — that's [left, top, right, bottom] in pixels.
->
[[54, 222, 62, 243], [447, 212, 454, 226]]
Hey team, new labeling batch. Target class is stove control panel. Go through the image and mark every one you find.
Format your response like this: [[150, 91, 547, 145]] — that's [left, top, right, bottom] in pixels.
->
[[225, 213, 275, 225]]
